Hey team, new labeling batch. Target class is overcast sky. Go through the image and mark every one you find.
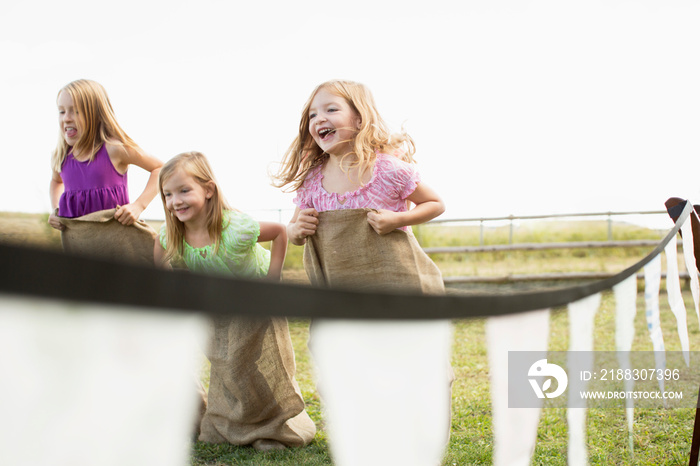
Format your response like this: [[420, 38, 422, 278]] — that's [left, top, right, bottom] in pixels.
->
[[2, 0, 698, 227]]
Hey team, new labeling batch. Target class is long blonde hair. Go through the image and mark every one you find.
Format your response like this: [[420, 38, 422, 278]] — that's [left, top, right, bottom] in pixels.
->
[[272, 80, 416, 192], [158, 151, 231, 264], [51, 79, 140, 173]]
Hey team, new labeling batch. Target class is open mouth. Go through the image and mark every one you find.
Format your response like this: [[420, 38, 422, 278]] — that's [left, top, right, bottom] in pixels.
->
[[64, 127, 78, 138], [318, 128, 335, 140]]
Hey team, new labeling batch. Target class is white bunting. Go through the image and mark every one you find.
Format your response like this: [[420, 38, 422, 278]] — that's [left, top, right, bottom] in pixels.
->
[[644, 255, 664, 352], [680, 218, 700, 326], [665, 235, 691, 366], [567, 293, 601, 466], [0, 295, 209, 466], [644, 255, 666, 397], [486, 309, 550, 466], [309, 319, 454, 466], [613, 275, 638, 454]]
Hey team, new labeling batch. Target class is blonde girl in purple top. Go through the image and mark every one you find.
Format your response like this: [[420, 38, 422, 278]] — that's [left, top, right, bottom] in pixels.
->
[[48, 79, 162, 230]]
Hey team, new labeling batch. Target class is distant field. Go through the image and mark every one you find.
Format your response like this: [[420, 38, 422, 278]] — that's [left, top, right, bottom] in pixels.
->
[[0, 211, 165, 251], [0, 211, 63, 250]]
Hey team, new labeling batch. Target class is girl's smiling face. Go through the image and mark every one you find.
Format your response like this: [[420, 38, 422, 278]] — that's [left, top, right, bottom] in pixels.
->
[[308, 88, 361, 157], [57, 91, 81, 147], [161, 168, 214, 227]]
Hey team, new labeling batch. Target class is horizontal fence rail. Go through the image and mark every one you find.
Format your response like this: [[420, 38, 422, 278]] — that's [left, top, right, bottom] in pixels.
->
[[424, 209, 668, 245], [423, 240, 661, 255], [444, 272, 691, 285], [427, 209, 669, 224], [421, 209, 679, 285]]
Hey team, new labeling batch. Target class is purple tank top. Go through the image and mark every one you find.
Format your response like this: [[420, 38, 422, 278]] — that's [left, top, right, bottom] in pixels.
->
[[58, 144, 129, 218]]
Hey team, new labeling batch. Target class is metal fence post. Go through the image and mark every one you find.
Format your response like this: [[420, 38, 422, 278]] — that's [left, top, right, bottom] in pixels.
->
[[479, 219, 484, 246], [509, 215, 514, 245]]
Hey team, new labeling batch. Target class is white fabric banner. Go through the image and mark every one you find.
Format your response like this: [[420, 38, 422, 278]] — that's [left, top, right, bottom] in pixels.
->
[[0, 294, 209, 466], [644, 255, 664, 352], [664, 235, 691, 366], [613, 275, 638, 453], [309, 319, 454, 466], [680, 218, 700, 326], [644, 255, 666, 396], [486, 309, 550, 466], [567, 293, 601, 466]]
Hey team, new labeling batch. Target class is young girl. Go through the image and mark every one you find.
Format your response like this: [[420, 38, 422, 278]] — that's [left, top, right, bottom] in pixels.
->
[[48, 79, 162, 231], [273, 80, 454, 466], [155, 151, 316, 451], [275, 80, 444, 241]]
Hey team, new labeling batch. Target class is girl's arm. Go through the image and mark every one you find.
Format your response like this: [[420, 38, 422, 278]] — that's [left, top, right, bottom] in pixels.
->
[[258, 221, 288, 281], [287, 206, 319, 246], [367, 182, 445, 235], [107, 143, 163, 226], [48, 171, 65, 230]]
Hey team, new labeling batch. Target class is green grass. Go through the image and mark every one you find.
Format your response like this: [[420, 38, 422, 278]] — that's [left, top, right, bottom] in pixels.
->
[[1, 212, 694, 464], [532, 290, 699, 466], [190, 288, 700, 465], [417, 220, 669, 280], [188, 219, 700, 465]]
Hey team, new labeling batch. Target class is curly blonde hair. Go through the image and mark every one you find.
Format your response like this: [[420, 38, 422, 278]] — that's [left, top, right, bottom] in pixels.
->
[[158, 151, 232, 265], [51, 79, 140, 173], [272, 80, 416, 192]]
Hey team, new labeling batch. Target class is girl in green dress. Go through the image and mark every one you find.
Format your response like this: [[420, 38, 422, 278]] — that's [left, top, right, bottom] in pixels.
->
[[154, 151, 315, 451]]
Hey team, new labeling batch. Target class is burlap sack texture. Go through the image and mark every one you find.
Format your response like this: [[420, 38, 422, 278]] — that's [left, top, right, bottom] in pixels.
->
[[198, 316, 316, 447], [304, 208, 445, 294], [302, 208, 454, 460], [59, 208, 157, 266]]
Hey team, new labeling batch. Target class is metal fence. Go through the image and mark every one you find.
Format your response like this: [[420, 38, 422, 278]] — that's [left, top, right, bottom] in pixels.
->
[[424, 209, 669, 246], [418, 209, 680, 284]]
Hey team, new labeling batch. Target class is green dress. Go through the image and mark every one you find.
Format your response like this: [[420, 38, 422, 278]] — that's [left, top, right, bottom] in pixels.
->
[[160, 210, 270, 279], [159, 210, 316, 447]]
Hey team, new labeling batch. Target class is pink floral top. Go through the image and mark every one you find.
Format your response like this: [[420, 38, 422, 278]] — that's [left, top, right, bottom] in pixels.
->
[[293, 153, 420, 231]]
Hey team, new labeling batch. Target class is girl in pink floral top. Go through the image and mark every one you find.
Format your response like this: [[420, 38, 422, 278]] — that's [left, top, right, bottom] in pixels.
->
[[273, 79, 444, 241], [273, 80, 453, 465], [293, 153, 420, 232]]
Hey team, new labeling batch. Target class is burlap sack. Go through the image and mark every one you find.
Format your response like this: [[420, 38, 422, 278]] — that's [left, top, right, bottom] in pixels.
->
[[198, 316, 316, 446], [59, 208, 157, 266], [303, 208, 445, 294], [301, 209, 453, 464]]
